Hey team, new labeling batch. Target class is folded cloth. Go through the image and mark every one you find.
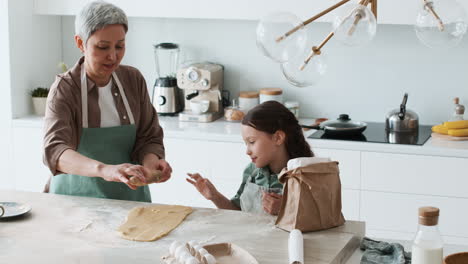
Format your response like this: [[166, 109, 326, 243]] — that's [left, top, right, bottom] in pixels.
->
[[287, 157, 331, 170], [360, 237, 412, 264]]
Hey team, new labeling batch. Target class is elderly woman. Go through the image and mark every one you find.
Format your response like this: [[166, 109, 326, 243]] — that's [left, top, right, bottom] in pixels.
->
[[43, 1, 171, 202]]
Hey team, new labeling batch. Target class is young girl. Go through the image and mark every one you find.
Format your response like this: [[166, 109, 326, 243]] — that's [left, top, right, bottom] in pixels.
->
[[186, 101, 314, 215]]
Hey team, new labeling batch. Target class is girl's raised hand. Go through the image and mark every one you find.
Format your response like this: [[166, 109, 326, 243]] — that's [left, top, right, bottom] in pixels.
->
[[186, 173, 219, 201], [262, 192, 283, 215]]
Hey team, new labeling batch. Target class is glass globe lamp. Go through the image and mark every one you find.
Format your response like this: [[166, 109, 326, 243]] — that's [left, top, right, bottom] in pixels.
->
[[415, 0, 467, 48], [256, 12, 308, 63], [280, 47, 328, 87], [332, 2, 377, 46]]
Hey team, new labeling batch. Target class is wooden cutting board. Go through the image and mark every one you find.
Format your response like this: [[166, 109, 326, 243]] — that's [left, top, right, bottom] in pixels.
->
[[431, 133, 468, 141]]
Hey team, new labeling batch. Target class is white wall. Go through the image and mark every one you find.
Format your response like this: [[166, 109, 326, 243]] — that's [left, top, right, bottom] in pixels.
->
[[60, 17, 468, 125], [9, 0, 62, 119], [0, 0, 13, 189]]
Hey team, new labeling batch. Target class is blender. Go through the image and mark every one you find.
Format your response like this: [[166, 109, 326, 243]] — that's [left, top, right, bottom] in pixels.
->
[[152, 42, 183, 115]]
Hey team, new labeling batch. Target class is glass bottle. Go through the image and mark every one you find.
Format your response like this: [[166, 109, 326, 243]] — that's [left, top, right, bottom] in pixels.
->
[[450, 97, 465, 121], [412, 207, 443, 264]]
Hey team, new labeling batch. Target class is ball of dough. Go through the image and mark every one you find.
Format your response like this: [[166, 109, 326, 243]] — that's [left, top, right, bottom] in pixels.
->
[[128, 170, 162, 186]]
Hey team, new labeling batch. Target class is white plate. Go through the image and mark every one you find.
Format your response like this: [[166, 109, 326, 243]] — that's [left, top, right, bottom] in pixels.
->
[[0, 202, 32, 218]]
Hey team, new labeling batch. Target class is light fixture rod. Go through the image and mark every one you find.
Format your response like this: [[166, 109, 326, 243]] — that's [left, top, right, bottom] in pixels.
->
[[422, 0, 445, 31], [299, 32, 335, 71], [371, 0, 378, 18], [276, 0, 351, 42]]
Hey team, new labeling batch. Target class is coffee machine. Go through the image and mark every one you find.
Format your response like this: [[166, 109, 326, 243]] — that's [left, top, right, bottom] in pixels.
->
[[152, 43, 184, 115], [177, 62, 224, 122]]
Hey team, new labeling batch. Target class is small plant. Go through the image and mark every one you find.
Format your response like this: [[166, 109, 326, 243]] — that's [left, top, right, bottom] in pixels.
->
[[58, 62, 68, 73], [31, 87, 49, 98]]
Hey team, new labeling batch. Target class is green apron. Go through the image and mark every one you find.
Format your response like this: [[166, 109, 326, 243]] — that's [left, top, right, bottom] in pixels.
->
[[50, 63, 151, 202]]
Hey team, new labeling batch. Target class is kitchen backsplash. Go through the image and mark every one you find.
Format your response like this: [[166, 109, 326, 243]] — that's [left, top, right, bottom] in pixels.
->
[[60, 17, 468, 125]]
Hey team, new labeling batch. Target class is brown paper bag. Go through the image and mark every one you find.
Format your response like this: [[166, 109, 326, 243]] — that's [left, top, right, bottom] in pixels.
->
[[275, 161, 345, 232]]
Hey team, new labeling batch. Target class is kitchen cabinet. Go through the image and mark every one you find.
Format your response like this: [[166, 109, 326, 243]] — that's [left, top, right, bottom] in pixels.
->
[[361, 191, 468, 245], [32, 0, 468, 25], [361, 151, 468, 198]]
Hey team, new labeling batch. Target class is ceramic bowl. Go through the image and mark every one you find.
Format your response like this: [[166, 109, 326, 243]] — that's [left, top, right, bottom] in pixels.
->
[[444, 252, 468, 264], [190, 100, 210, 114]]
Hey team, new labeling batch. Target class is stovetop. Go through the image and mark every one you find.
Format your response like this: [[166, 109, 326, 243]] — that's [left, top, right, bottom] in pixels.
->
[[308, 122, 432, 145]]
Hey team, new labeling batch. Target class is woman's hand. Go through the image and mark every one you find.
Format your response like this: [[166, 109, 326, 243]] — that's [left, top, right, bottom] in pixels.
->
[[100, 163, 146, 190], [186, 173, 219, 201], [262, 192, 283, 215], [143, 154, 172, 183]]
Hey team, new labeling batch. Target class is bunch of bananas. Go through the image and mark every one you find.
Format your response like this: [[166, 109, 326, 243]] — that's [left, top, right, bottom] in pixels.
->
[[432, 120, 468, 137]]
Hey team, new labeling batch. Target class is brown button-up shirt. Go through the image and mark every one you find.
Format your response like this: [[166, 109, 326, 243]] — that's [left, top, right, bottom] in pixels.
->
[[43, 57, 165, 175]]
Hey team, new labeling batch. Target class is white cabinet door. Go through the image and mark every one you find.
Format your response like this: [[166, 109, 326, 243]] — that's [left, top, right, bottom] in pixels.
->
[[343, 189, 360, 221], [361, 152, 468, 198], [361, 191, 468, 245], [152, 138, 249, 208], [313, 148, 361, 190], [12, 127, 50, 192]]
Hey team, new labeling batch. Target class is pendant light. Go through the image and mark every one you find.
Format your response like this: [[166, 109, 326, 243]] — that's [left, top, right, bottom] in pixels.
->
[[256, 0, 467, 87]]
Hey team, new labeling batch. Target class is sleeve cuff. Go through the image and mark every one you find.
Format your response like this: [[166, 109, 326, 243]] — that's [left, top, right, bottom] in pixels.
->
[[136, 144, 165, 164]]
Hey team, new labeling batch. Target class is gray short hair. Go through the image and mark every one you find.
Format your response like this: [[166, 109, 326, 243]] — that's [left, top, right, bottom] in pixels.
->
[[75, 1, 128, 44]]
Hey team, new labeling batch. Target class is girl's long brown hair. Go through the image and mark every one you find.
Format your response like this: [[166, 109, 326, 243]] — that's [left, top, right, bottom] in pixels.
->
[[242, 101, 314, 159]]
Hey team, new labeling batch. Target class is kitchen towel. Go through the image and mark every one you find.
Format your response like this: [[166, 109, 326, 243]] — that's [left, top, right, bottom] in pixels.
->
[[288, 229, 304, 264], [360, 237, 411, 264]]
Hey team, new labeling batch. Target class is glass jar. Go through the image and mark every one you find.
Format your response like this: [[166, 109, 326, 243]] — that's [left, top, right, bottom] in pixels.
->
[[284, 101, 300, 119], [412, 207, 443, 264], [259, 88, 283, 104], [224, 99, 245, 122], [239, 91, 259, 112]]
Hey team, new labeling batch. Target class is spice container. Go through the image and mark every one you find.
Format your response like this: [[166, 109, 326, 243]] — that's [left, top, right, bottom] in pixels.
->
[[259, 88, 283, 104], [285, 101, 300, 119], [239, 91, 259, 112], [224, 99, 245, 122], [412, 207, 443, 264]]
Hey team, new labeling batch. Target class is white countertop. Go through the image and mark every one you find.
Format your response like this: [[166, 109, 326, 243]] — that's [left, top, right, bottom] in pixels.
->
[[13, 115, 468, 158], [0, 190, 364, 264]]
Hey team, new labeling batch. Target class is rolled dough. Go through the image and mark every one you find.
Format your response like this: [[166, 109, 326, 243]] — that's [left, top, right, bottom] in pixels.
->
[[118, 205, 193, 242]]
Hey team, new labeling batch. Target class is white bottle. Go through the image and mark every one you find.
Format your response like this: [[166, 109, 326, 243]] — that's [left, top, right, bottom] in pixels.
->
[[411, 207, 443, 264]]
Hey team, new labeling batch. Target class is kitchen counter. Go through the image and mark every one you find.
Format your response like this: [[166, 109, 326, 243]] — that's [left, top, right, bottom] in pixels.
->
[[157, 117, 468, 159], [12, 115, 468, 158], [0, 190, 365, 264]]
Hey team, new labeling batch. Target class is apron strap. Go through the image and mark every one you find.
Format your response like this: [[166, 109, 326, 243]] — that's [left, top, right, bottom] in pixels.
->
[[80, 63, 89, 128], [80, 62, 136, 127], [112, 71, 135, 125]]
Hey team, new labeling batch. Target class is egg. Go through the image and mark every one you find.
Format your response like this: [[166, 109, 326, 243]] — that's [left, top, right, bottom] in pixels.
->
[[169, 241, 182, 256], [202, 253, 216, 264], [178, 251, 191, 263], [175, 245, 190, 259], [191, 244, 202, 255], [195, 248, 209, 261], [185, 256, 200, 264]]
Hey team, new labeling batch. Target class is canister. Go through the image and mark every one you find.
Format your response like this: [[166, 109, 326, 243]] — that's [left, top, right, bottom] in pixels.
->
[[239, 91, 259, 112], [284, 101, 300, 118], [259, 88, 283, 104]]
